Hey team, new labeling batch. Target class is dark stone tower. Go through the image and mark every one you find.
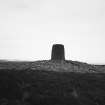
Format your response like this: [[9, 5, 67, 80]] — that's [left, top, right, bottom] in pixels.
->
[[51, 44, 65, 60]]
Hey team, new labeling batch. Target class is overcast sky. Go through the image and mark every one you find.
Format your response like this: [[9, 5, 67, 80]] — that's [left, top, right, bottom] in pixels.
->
[[0, 0, 105, 64]]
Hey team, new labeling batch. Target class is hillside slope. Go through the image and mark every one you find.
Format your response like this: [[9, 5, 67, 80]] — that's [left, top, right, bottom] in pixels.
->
[[0, 60, 105, 105], [0, 69, 105, 105]]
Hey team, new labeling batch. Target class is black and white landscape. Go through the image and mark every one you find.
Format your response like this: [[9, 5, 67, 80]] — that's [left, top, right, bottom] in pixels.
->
[[0, 0, 105, 105]]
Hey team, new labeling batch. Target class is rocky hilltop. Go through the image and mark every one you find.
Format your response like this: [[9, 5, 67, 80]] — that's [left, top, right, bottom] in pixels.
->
[[0, 60, 104, 73], [0, 44, 104, 73]]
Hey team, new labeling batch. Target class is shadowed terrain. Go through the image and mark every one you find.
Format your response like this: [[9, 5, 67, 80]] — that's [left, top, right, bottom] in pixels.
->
[[0, 60, 105, 105]]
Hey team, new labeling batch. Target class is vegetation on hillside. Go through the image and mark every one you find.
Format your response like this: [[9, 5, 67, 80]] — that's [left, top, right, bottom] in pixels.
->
[[0, 68, 105, 105]]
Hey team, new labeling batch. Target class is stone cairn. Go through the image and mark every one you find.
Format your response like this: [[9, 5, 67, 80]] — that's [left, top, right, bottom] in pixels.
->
[[51, 44, 65, 61]]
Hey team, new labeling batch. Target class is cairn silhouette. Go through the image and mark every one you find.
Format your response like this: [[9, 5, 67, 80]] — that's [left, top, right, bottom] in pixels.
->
[[51, 44, 65, 60]]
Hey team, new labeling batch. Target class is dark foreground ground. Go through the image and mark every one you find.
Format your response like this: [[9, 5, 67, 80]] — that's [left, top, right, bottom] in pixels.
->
[[0, 69, 105, 105]]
